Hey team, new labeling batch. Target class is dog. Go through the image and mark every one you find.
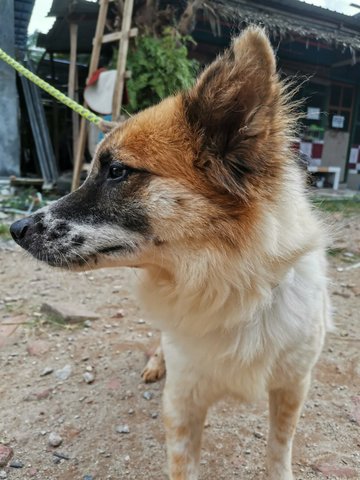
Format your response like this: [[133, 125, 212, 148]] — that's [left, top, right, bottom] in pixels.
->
[[10, 27, 330, 480]]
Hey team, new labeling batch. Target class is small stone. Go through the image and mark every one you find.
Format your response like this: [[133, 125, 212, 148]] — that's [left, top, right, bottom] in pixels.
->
[[55, 364, 72, 381], [24, 388, 51, 401], [254, 431, 263, 439], [48, 432, 63, 447], [83, 372, 95, 384], [84, 320, 92, 328], [333, 290, 351, 298], [106, 378, 121, 391], [351, 396, 360, 426], [116, 425, 130, 434], [0, 445, 13, 467], [137, 318, 145, 324], [53, 452, 70, 460], [128, 409, 135, 415], [27, 340, 50, 356], [314, 464, 358, 478], [143, 391, 153, 401], [0, 470, 7, 479], [124, 455, 130, 463], [244, 449, 251, 455], [41, 302, 100, 324], [83, 476, 94, 480], [40, 367, 53, 376], [9, 459, 24, 468], [352, 287, 360, 296]]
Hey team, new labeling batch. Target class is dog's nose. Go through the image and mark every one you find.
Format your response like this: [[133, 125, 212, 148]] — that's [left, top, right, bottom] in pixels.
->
[[10, 217, 35, 243]]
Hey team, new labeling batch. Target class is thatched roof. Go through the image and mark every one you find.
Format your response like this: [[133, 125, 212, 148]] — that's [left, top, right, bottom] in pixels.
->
[[209, 0, 360, 54]]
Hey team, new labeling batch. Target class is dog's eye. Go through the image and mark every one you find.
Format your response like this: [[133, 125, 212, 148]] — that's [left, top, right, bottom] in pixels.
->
[[108, 164, 129, 180]]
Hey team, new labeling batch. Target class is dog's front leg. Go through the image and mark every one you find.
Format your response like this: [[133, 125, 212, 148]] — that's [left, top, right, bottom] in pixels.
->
[[163, 376, 209, 480], [267, 375, 311, 480]]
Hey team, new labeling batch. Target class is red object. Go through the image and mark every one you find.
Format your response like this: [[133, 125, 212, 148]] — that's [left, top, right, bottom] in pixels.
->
[[312, 143, 323, 159], [291, 141, 300, 151], [86, 67, 107, 87], [86, 68, 129, 107]]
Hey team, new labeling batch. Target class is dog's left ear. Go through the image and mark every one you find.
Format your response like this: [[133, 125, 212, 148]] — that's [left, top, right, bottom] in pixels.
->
[[183, 27, 282, 197]]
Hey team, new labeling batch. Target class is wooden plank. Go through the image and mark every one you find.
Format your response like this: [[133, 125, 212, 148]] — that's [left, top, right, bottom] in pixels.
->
[[99, 27, 138, 44], [68, 22, 79, 169], [112, 0, 134, 120], [72, 0, 110, 191], [71, 118, 87, 191], [88, 0, 110, 80], [10, 177, 44, 187], [68, 23, 78, 100]]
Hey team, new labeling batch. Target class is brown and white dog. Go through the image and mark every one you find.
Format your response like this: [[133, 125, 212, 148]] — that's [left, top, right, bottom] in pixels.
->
[[11, 27, 330, 480]]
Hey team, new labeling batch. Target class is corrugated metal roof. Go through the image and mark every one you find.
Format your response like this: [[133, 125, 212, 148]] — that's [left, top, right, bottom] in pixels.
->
[[14, 0, 36, 50], [47, 0, 99, 17], [212, 0, 360, 52], [37, 0, 100, 53]]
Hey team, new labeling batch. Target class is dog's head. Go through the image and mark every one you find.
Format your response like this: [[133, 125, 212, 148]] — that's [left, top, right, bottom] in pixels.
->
[[10, 27, 295, 270]]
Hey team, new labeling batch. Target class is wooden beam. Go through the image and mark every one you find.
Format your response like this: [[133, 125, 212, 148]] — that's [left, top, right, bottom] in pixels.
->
[[99, 27, 138, 44], [68, 23, 78, 100], [72, 0, 110, 191], [71, 117, 87, 191], [112, 0, 134, 120], [88, 0, 110, 81], [68, 22, 79, 168]]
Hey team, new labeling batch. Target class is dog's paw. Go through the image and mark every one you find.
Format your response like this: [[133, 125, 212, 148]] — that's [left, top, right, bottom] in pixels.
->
[[141, 348, 166, 383]]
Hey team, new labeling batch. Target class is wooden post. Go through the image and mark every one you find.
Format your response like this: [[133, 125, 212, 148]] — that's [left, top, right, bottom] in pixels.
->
[[88, 0, 110, 82], [68, 22, 79, 166], [112, 0, 134, 120], [50, 52, 59, 165], [71, 0, 110, 191]]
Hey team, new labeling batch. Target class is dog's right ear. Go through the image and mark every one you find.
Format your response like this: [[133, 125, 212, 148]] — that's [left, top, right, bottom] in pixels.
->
[[183, 27, 283, 197]]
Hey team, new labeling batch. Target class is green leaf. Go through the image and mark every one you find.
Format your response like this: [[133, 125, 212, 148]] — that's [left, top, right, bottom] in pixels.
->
[[121, 31, 199, 114]]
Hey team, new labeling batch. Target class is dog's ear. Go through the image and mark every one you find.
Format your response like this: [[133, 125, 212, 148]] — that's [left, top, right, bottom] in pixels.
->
[[183, 27, 282, 197]]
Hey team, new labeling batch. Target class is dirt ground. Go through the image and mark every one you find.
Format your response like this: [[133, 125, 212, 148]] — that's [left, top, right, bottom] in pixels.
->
[[0, 208, 359, 480]]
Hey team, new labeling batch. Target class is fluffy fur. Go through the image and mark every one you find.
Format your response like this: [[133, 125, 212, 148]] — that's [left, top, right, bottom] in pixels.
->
[[10, 27, 330, 480]]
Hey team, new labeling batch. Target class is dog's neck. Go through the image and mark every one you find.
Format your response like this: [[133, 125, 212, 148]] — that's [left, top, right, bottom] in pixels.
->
[[137, 181, 325, 337]]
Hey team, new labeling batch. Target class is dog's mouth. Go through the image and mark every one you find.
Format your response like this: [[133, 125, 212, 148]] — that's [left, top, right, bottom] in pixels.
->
[[24, 241, 138, 269], [10, 213, 142, 271], [26, 241, 139, 270]]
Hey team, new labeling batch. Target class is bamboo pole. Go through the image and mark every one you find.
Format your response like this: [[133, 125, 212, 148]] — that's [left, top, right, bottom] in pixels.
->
[[68, 22, 79, 167], [111, 0, 134, 120], [71, 0, 110, 191]]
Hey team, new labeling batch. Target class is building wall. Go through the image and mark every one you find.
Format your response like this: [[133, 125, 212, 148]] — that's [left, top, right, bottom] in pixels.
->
[[0, 0, 20, 177]]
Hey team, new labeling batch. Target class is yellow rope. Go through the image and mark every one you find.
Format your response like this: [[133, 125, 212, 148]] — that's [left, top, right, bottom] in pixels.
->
[[0, 48, 103, 126]]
